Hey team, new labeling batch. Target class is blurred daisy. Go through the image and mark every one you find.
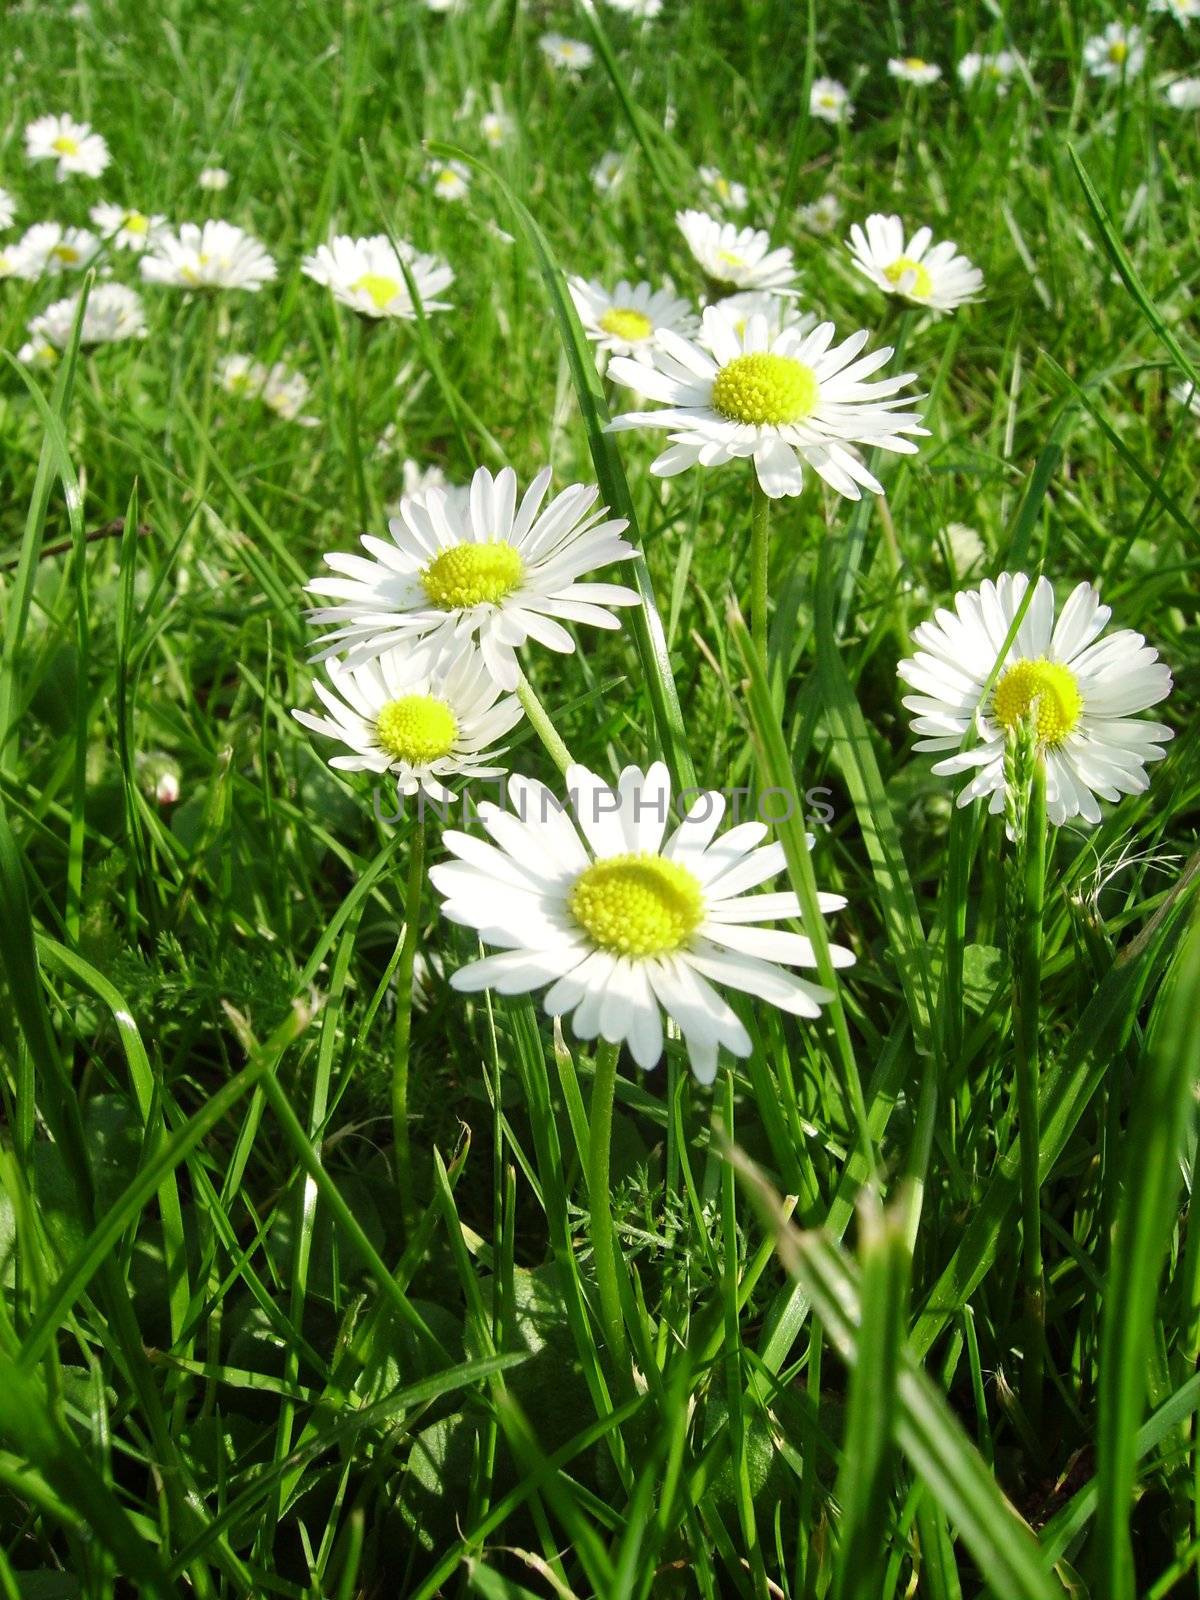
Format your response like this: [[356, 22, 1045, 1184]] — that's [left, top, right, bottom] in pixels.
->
[[293, 641, 522, 802], [22, 283, 146, 353], [217, 354, 316, 424], [810, 77, 853, 123], [699, 166, 748, 212], [1166, 76, 1200, 106], [603, 0, 662, 15], [428, 158, 470, 201], [302, 234, 454, 320], [847, 214, 983, 312], [431, 762, 853, 1083], [709, 290, 818, 342], [306, 465, 640, 689], [197, 166, 230, 191], [8, 222, 100, 278], [540, 34, 594, 72], [25, 113, 110, 180], [0, 189, 15, 230], [479, 110, 513, 147], [888, 56, 942, 85], [608, 306, 926, 500], [958, 49, 1020, 91], [89, 202, 164, 251], [898, 573, 1174, 826], [1171, 379, 1200, 418], [592, 151, 624, 194], [141, 221, 276, 290], [569, 276, 697, 362], [1151, 0, 1199, 19], [1083, 23, 1145, 79], [938, 522, 987, 577], [798, 192, 842, 234], [677, 209, 797, 291]]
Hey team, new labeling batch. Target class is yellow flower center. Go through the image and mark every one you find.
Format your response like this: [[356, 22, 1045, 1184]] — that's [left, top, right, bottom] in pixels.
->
[[352, 272, 401, 310], [599, 306, 654, 342], [51, 245, 80, 264], [992, 658, 1083, 746], [375, 695, 458, 764], [421, 541, 524, 610], [904, 57, 927, 70], [52, 135, 80, 155], [716, 248, 746, 272], [819, 93, 838, 107], [124, 211, 149, 235], [884, 255, 934, 298], [1108, 40, 1128, 64], [569, 852, 705, 958], [436, 169, 460, 189], [711, 352, 820, 426]]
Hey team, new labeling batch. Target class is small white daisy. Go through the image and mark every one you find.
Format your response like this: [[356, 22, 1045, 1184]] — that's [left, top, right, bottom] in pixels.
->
[[479, 110, 513, 147], [428, 158, 471, 201], [217, 354, 316, 424], [888, 56, 942, 86], [140, 221, 276, 291], [25, 113, 110, 180], [197, 166, 230, 191], [847, 213, 983, 313], [1165, 75, 1200, 107], [18, 336, 60, 367], [958, 49, 1020, 91], [603, 0, 662, 15], [540, 33, 594, 72], [699, 166, 748, 212], [798, 192, 842, 234], [898, 573, 1174, 826], [809, 77, 854, 124], [569, 276, 697, 363], [89, 202, 164, 251], [708, 290, 818, 343], [592, 151, 624, 193], [293, 641, 522, 803], [1150, 0, 1200, 20], [430, 762, 854, 1084], [677, 209, 797, 291], [608, 306, 926, 501], [301, 234, 454, 321], [1171, 379, 1200, 419], [306, 465, 641, 690], [23, 282, 146, 351], [1083, 23, 1145, 80], [0, 188, 15, 231], [8, 222, 101, 278]]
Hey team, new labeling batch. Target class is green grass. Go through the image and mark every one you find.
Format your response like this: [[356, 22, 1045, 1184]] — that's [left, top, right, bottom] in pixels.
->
[[1, 0, 1199, 1595]]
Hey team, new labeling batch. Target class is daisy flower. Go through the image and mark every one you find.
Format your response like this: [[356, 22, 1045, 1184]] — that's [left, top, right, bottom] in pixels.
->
[[18, 336, 59, 368], [1166, 76, 1200, 107], [1083, 23, 1145, 79], [699, 166, 748, 212], [479, 110, 513, 147], [305, 465, 640, 689], [1171, 379, 1200, 419], [8, 222, 100, 278], [809, 78, 853, 123], [540, 34, 594, 72], [708, 290, 818, 343], [217, 355, 316, 424], [603, 0, 662, 15], [89, 202, 164, 251], [898, 573, 1174, 826], [293, 641, 521, 803], [569, 276, 697, 363], [430, 762, 854, 1083], [197, 166, 230, 191], [140, 221, 276, 291], [677, 209, 797, 291], [798, 192, 842, 234], [847, 214, 983, 313], [1150, 0, 1199, 19], [301, 234, 454, 320], [888, 56, 942, 86], [0, 188, 15, 231], [428, 158, 470, 201], [25, 113, 110, 180], [958, 49, 1020, 91], [607, 306, 926, 500], [23, 283, 146, 351], [592, 151, 624, 193]]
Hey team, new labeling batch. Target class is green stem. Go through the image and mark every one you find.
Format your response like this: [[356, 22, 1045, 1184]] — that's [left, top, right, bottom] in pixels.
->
[[515, 670, 573, 776], [750, 473, 771, 666], [1013, 754, 1047, 1426], [588, 1038, 627, 1366], [392, 815, 426, 1229]]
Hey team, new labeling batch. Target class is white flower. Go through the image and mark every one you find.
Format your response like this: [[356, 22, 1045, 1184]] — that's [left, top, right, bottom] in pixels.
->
[[0, 188, 15, 231], [293, 641, 522, 802], [677, 209, 796, 291], [198, 166, 230, 191], [958, 49, 1020, 91], [301, 234, 454, 320], [569, 276, 697, 362], [898, 573, 1174, 826], [847, 213, 983, 313], [603, 0, 662, 15], [699, 166, 748, 212], [155, 770, 181, 806], [25, 113, 110, 180], [1171, 379, 1200, 419], [1083, 23, 1145, 80], [140, 221, 276, 291], [608, 306, 926, 501], [217, 354, 316, 424], [89, 202, 164, 251], [17, 337, 59, 367], [1151, 0, 1200, 20], [1165, 75, 1200, 107], [809, 77, 853, 123], [306, 464, 641, 689], [708, 290, 818, 343], [592, 151, 624, 193], [430, 762, 854, 1083], [25, 283, 146, 351], [7, 222, 100, 278], [939, 522, 986, 576], [428, 158, 470, 201], [887, 56, 942, 85], [479, 110, 512, 147], [798, 192, 842, 234], [424, 0, 459, 10], [540, 33, 594, 71]]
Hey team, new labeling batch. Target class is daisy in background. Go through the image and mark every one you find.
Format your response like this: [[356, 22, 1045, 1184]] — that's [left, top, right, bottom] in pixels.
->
[[1165, 76, 1200, 107], [540, 34, 594, 72], [8, 222, 100, 278], [699, 167, 748, 212], [431, 762, 854, 1083], [592, 151, 625, 194], [603, 0, 662, 16], [1170, 378, 1200, 419], [809, 78, 854, 124], [958, 49, 1021, 91], [847, 214, 983, 313], [140, 221, 276, 291], [798, 192, 842, 234], [198, 166, 230, 191], [302, 234, 454, 321], [0, 189, 15, 230], [608, 306, 926, 500], [293, 641, 522, 803], [89, 203, 164, 251], [709, 290, 817, 343], [306, 464, 640, 690], [217, 354, 317, 425], [888, 56, 942, 86], [569, 276, 697, 364], [677, 210, 797, 292], [898, 573, 1173, 827], [1151, 0, 1199, 20], [1083, 23, 1145, 79], [428, 158, 470, 201], [479, 110, 513, 148], [19, 283, 146, 361], [25, 113, 110, 180]]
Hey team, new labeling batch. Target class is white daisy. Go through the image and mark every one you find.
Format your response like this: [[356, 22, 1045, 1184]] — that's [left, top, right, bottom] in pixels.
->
[[0, 188, 15, 231], [301, 233, 454, 321], [957, 49, 1020, 91], [676, 209, 797, 291], [305, 464, 641, 690], [140, 221, 276, 291], [18, 336, 59, 368], [798, 193, 842, 234], [430, 762, 854, 1084], [197, 166, 230, 191], [708, 291, 818, 344], [89, 202, 164, 251], [7, 222, 101, 278], [428, 158, 470, 201], [217, 354, 316, 424], [809, 77, 853, 124], [1083, 23, 1145, 80], [592, 151, 624, 193], [847, 213, 983, 313], [898, 573, 1174, 827], [24, 283, 146, 351], [568, 276, 697, 363], [888, 56, 942, 86], [607, 306, 927, 501], [540, 34, 594, 71], [479, 110, 513, 147], [603, 0, 662, 15], [699, 166, 748, 212], [293, 641, 522, 803], [1165, 75, 1200, 107], [1150, 0, 1200, 20], [1171, 379, 1200, 419], [25, 113, 110, 180]]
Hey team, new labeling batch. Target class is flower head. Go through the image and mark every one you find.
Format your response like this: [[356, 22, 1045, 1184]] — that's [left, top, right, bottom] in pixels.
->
[[592, 151, 624, 193], [25, 113, 110, 180], [603, 0, 662, 15], [677, 209, 796, 291], [608, 306, 926, 500], [428, 158, 471, 201], [798, 192, 842, 234], [302, 233, 453, 320], [89, 202, 164, 251], [306, 465, 640, 689], [1166, 75, 1200, 107], [887, 56, 942, 86], [1083, 23, 1145, 79], [898, 573, 1173, 826], [0, 189, 15, 231], [140, 221, 276, 290], [217, 354, 316, 424], [708, 290, 818, 343], [569, 276, 697, 362], [479, 110, 513, 147], [847, 214, 983, 313], [958, 49, 1020, 91], [198, 166, 230, 191], [540, 33, 594, 72], [699, 166, 748, 212], [8, 222, 100, 278], [809, 77, 853, 123], [24, 283, 146, 353], [430, 762, 854, 1083], [1150, 0, 1200, 20]]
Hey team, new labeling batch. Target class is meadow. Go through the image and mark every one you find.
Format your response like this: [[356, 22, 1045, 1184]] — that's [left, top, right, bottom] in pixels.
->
[[1, 0, 1199, 1594]]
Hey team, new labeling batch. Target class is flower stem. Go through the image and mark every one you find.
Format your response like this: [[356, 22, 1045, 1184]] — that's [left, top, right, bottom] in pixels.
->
[[514, 669, 573, 776], [1012, 751, 1047, 1425], [392, 814, 426, 1230], [588, 1038, 627, 1367], [750, 473, 771, 665]]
